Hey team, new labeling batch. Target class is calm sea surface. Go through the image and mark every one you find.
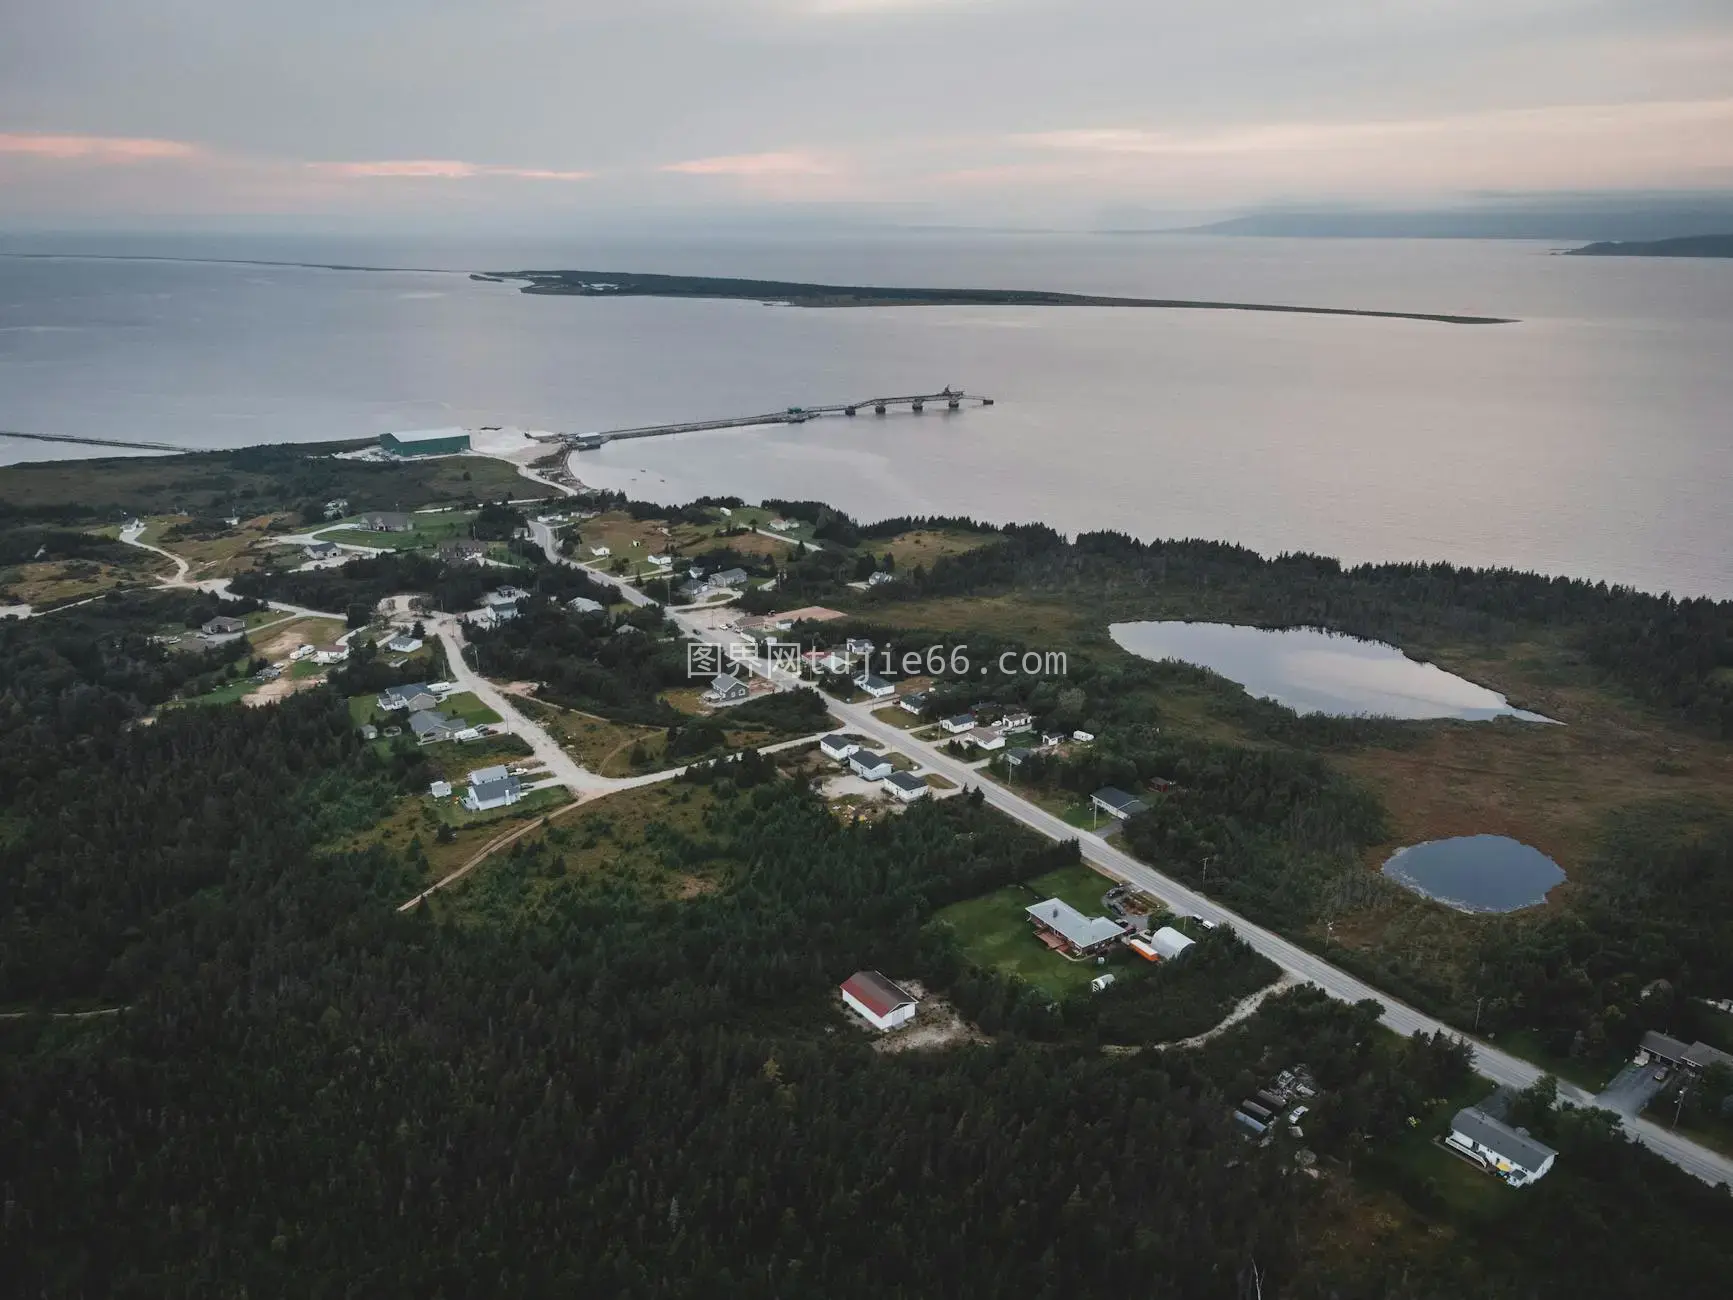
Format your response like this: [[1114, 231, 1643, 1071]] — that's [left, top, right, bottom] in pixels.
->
[[2, 232, 1729, 597]]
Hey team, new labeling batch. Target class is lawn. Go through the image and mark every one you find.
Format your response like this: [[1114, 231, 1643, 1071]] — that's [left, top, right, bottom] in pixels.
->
[[932, 861, 1133, 1000], [437, 691, 503, 727], [175, 674, 264, 708], [319, 509, 477, 552], [436, 783, 569, 829], [252, 616, 346, 660], [518, 697, 667, 776], [1, 553, 167, 605], [864, 528, 999, 568]]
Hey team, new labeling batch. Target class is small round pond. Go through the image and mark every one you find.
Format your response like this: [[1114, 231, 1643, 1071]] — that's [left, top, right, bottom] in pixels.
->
[[1381, 835, 1566, 913]]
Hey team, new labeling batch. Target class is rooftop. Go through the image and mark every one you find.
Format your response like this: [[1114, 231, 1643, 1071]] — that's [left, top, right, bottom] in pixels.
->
[[1451, 1107, 1557, 1172], [1093, 786, 1150, 815], [884, 771, 927, 793], [1025, 898, 1126, 950], [841, 970, 916, 1018]]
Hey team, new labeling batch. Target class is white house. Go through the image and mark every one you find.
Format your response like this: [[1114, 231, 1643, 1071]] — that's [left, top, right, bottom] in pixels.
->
[[845, 638, 875, 658], [940, 714, 976, 734], [820, 734, 860, 762], [998, 710, 1034, 732], [304, 541, 339, 561], [899, 690, 929, 715], [1091, 787, 1149, 820], [647, 553, 674, 568], [854, 673, 895, 699], [590, 546, 612, 558], [1447, 1107, 1558, 1187], [849, 751, 894, 781], [840, 971, 918, 1031], [965, 727, 1005, 752], [1025, 898, 1126, 956], [313, 644, 349, 665], [386, 634, 423, 653], [464, 766, 523, 812], [883, 771, 930, 802], [429, 780, 453, 798]]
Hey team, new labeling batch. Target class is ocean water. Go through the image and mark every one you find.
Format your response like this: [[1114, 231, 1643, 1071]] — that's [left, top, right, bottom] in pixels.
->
[[1107, 621, 1554, 722], [2, 231, 1729, 597]]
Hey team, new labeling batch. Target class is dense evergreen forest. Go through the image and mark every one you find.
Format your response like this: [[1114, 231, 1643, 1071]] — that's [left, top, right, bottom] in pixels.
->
[[5, 485, 1733, 1296]]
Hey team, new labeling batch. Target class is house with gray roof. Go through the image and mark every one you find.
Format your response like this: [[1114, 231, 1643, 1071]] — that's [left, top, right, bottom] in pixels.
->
[[378, 682, 439, 713], [707, 673, 749, 703], [1091, 787, 1149, 819], [1447, 1107, 1557, 1186], [1025, 898, 1127, 956], [408, 710, 462, 743], [362, 511, 414, 532], [710, 568, 750, 588], [463, 765, 523, 811]]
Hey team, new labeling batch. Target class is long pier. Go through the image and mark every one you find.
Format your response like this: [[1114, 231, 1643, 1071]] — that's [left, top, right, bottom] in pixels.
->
[[0, 428, 187, 453], [554, 388, 992, 450]]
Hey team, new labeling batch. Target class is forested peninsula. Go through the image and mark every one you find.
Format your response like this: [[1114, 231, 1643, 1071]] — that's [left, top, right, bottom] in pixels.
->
[[488, 269, 1515, 324], [1565, 235, 1733, 258]]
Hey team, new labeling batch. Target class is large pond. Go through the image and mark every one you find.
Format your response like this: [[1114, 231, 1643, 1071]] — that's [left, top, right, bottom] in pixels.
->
[[1108, 621, 1554, 721], [1381, 836, 1566, 912]]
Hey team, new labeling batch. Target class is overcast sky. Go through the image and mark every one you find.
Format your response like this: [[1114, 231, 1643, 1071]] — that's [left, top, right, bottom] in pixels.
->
[[2, 0, 1730, 228]]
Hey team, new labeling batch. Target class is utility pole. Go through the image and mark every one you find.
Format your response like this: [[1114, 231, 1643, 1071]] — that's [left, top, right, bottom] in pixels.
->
[[1474, 996, 1484, 1034]]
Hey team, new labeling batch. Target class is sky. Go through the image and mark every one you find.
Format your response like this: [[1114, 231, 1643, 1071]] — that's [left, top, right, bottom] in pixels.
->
[[1, 0, 1731, 229]]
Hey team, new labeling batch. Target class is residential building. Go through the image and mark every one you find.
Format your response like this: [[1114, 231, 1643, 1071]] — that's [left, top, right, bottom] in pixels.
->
[[312, 644, 349, 665], [464, 769, 524, 812], [840, 971, 918, 1031], [1025, 898, 1127, 957], [378, 682, 439, 713], [386, 634, 423, 653], [408, 710, 462, 743], [1092, 787, 1149, 820], [965, 727, 1005, 751], [855, 673, 895, 699], [899, 690, 930, 715], [845, 638, 875, 658], [362, 511, 413, 532], [820, 734, 860, 762], [998, 710, 1034, 732], [1638, 1031, 1733, 1074], [590, 546, 612, 558], [429, 780, 452, 798], [568, 596, 604, 614], [849, 751, 894, 781], [379, 428, 471, 457], [711, 568, 750, 588], [707, 673, 750, 703], [883, 771, 930, 802], [304, 541, 339, 560], [1003, 747, 1033, 768], [940, 714, 976, 734], [439, 539, 487, 563], [1447, 1107, 1558, 1186], [647, 553, 674, 568], [486, 586, 530, 607], [201, 615, 247, 636]]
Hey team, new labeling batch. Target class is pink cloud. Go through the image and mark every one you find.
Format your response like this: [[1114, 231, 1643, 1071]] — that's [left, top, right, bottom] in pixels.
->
[[314, 159, 592, 180], [0, 132, 200, 162], [662, 150, 835, 177]]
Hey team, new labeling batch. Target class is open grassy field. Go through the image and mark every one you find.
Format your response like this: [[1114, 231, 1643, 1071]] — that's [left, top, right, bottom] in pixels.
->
[[517, 697, 668, 776], [150, 513, 298, 579], [318, 509, 478, 552], [437, 691, 504, 727], [440, 781, 729, 916], [932, 861, 1135, 1000], [866, 528, 998, 568], [252, 617, 346, 660], [0, 553, 167, 605]]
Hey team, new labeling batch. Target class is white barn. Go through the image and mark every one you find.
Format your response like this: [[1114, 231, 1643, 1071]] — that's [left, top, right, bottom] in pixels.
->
[[840, 971, 918, 1031]]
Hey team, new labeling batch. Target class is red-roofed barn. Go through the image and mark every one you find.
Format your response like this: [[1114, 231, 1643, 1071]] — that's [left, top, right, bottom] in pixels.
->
[[840, 971, 918, 1031]]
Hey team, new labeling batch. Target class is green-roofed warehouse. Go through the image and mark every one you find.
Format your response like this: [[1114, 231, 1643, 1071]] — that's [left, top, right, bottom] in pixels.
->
[[379, 428, 471, 457]]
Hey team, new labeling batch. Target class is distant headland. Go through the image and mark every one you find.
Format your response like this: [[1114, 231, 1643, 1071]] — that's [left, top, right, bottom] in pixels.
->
[[484, 270, 1515, 325], [1563, 235, 1733, 259]]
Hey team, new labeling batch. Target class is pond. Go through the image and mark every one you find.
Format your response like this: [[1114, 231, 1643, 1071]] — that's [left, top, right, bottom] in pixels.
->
[[1381, 835, 1566, 913], [1107, 621, 1554, 722]]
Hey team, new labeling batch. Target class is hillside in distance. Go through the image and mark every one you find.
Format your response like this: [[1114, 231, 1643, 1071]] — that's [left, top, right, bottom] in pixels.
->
[[1564, 234, 1733, 259]]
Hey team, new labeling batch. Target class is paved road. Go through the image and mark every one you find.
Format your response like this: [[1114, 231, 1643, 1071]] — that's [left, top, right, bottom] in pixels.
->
[[662, 608, 1733, 1188], [528, 520, 654, 607]]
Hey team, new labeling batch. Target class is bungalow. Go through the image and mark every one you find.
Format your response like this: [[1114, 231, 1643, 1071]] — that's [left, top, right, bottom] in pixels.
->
[[361, 511, 414, 533], [965, 727, 1005, 751], [711, 568, 750, 588], [312, 644, 349, 665], [940, 714, 976, 735], [1092, 787, 1149, 820], [304, 541, 339, 561], [408, 710, 462, 744], [464, 766, 524, 812], [854, 673, 896, 699], [378, 682, 438, 713], [899, 690, 930, 716], [202, 615, 247, 636], [820, 734, 860, 761], [1447, 1107, 1558, 1187], [1003, 746, 1033, 769], [997, 710, 1034, 732], [1638, 1031, 1733, 1074], [849, 751, 894, 781], [590, 546, 611, 558], [840, 970, 918, 1031], [439, 539, 487, 563], [845, 638, 875, 658], [647, 553, 674, 569], [707, 673, 750, 703], [568, 596, 605, 614], [1040, 732, 1067, 749], [1025, 898, 1127, 957], [883, 771, 930, 802], [386, 634, 423, 653]]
